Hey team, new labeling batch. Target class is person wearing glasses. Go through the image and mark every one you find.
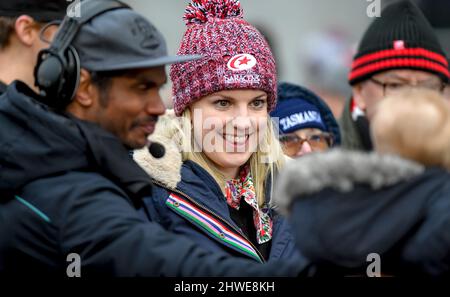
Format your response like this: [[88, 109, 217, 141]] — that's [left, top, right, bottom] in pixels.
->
[[340, 0, 449, 151], [270, 82, 341, 158], [275, 88, 450, 276]]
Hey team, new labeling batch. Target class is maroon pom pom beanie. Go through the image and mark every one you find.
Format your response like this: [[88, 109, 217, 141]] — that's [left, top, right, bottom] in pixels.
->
[[170, 0, 277, 116]]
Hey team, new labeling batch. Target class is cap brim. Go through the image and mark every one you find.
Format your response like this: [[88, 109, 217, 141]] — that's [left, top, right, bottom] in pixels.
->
[[90, 54, 203, 72], [0, 11, 65, 22]]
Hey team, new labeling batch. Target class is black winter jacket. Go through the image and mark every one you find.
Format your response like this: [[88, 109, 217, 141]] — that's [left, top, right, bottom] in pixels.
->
[[275, 149, 450, 276]]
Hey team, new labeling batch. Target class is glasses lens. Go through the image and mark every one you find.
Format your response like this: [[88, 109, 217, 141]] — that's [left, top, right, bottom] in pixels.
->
[[280, 135, 302, 156], [307, 134, 331, 150], [385, 81, 445, 96], [384, 83, 409, 96], [421, 81, 445, 92]]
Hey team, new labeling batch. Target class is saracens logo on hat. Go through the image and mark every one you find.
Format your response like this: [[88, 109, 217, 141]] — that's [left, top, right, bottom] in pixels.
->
[[227, 53, 257, 71], [170, 0, 278, 116]]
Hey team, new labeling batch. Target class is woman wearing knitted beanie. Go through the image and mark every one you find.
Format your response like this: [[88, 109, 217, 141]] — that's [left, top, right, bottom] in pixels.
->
[[134, 0, 304, 264], [270, 82, 341, 158]]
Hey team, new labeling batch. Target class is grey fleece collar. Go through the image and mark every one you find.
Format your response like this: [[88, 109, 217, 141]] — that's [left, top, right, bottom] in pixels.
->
[[274, 149, 425, 214]]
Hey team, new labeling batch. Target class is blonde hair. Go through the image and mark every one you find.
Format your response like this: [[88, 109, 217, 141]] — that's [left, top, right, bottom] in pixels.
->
[[371, 89, 450, 170], [165, 108, 286, 207]]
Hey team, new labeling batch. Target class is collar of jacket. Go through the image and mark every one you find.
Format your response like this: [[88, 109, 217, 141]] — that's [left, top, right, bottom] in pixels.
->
[[0, 81, 153, 207], [0, 80, 7, 96], [274, 149, 426, 214], [149, 160, 267, 263], [133, 110, 183, 189], [339, 96, 373, 151], [68, 115, 154, 208]]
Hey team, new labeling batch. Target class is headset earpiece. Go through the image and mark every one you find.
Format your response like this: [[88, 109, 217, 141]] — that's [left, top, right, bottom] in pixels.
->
[[35, 49, 65, 104], [60, 46, 80, 106], [34, 0, 128, 109]]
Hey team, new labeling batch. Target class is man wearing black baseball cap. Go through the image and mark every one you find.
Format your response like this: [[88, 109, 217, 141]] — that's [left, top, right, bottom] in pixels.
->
[[0, 0, 68, 94], [0, 0, 306, 277]]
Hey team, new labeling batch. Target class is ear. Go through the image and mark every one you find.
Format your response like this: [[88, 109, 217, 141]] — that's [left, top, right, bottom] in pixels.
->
[[73, 69, 96, 107], [14, 15, 39, 47], [352, 83, 367, 111]]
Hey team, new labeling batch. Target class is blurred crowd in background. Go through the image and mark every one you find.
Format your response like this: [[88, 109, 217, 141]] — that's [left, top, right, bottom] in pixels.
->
[[126, 0, 450, 116]]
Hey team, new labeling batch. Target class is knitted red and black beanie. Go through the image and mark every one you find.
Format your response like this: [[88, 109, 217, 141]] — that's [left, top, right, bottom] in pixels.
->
[[349, 0, 449, 85]]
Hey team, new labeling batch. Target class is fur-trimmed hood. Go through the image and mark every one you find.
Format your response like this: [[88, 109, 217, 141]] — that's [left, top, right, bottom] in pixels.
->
[[133, 110, 183, 189], [274, 149, 425, 214]]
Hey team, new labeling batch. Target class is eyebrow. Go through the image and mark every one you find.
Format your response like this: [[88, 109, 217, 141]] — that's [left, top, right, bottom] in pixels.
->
[[382, 75, 410, 82], [382, 75, 439, 84], [133, 76, 167, 87], [253, 94, 268, 100], [213, 94, 268, 101]]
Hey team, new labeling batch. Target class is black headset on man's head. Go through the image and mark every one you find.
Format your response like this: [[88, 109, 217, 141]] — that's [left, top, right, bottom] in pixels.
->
[[34, 0, 128, 109]]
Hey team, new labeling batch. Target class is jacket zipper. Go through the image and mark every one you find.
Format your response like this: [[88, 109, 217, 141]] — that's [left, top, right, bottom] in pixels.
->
[[152, 179, 266, 263]]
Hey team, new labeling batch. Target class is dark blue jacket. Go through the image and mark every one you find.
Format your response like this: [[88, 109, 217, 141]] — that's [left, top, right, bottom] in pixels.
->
[[142, 159, 304, 264], [275, 149, 450, 276], [0, 81, 306, 276], [0, 80, 6, 96]]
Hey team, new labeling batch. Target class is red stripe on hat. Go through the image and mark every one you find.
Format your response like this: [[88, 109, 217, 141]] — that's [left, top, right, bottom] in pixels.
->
[[349, 58, 450, 81], [352, 48, 448, 70]]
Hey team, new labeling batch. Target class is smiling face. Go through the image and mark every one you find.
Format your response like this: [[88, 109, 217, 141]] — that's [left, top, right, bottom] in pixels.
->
[[69, 66, 167, 149], [189, 89, 268, 179], [96, 67, 167, 149]]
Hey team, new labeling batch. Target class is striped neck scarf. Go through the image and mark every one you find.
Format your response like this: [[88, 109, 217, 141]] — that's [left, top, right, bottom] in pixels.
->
[[225, 165, 272, 244]]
